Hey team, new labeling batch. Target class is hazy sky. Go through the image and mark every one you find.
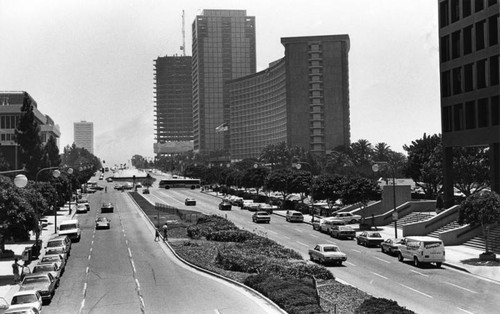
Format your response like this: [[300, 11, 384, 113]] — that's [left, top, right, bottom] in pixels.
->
[[0, 0, 441, 166]]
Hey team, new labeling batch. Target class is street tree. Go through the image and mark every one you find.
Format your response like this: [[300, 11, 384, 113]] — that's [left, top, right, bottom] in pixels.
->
[[242, 167, 270, 194], [310, 174, 345, 215], [290, 170, 312, 204], [453, 146, 490, 197], [458, 191, 500, 258], [39, 136, 61, 181], [264, 168, 296, 207], [260, 142, 293, 170]]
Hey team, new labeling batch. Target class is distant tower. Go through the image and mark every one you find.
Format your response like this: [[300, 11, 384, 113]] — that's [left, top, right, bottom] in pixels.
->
[[74, 121, 94, 154], [191, 9, 256, 153]]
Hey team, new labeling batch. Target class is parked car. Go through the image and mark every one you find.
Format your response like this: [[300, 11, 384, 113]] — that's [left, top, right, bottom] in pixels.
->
[[32, 263, 61, 285], [228, 196, 243, 206], [184, 198, 196, 206], [106, 177, 113, 182], [77, 198, 90, 210], [40, 254, 66, 274], [19, 273, 58, 303], [95, 217, 111, 229], [311, 216, 325, 230], [57, 219, 81, 242], [7, 290, 42, 313], [76, 204, 88, 214], [330, 212, 362, 224], [285, 210, 304, 222], [330, 225, 356, 239], [5, 306, 41, 314], [44, 247, 68, 262], [247, 203, 261, 212], [218, 201, 232, 211], [113, 184, 123, 190], [101, 203, 114, 213], [241, 199, 254, 209], [319, 218, 345, 233], [122, 182, 134, 190], [258, 203, 274, 214], [252, 211, 271, 223], [142, 188, 150, 194], [308, 244, 347, 266], [357, 231, 384, 247], [380, 238, 405, 255], [46, 235, 71, 254], [397, 236, 445, 267]]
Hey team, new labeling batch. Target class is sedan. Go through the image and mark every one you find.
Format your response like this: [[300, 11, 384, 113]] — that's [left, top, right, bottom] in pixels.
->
[[32, 263, 62, 285], [44, 247, 68, 262], [76, 204, 88, 214], [357, 231, 384, 247], [330, 225, 356, 239], [380, 238, 405, 255], [19, 273, 58, 303], [96, 217, 111, 229], [40, 254, 66, 273], [218, 201, 232, 211], [101, 202, 114, 213], [252, 211, 271, 223], [309, 244, 347, 266], [8, 290, 42, 313], [184, 198, 196, 206]]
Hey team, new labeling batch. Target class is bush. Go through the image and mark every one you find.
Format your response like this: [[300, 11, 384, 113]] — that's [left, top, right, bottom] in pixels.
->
[[187, 215, 238, 239], [244, 274, 326, 314], [206, 229, 256, 242], [259, 260, 334, 280], [355, 297, 415, 314]]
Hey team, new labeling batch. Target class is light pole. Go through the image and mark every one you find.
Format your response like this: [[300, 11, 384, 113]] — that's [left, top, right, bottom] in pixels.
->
[[372, 162, 398, 238]]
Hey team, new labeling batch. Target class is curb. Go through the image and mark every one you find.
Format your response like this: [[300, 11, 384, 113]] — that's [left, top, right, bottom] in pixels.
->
[[126, 192, 288, 314]]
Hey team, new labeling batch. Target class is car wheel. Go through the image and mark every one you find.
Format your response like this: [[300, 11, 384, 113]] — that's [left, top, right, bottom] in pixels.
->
[[357, 239, 360, 245], [350, 219, 356, 224], [414, 257, 420, 267], [436, 262, 442, 268], [338, 261, 342, 266], [309, 254, 315, 262], [381, 247, 386, 253], [398, 253, 404, 262]]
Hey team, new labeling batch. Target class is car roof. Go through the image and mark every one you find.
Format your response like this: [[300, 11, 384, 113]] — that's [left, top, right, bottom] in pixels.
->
[[12, 290, 40, 296], [60, 219, 78, 225], [404, 236, 443, 242]]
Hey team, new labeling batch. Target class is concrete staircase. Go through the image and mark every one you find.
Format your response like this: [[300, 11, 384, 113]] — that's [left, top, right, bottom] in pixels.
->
[[427, 221, 461, 238], [462, 225, 500, 254], [389, 212, 436, 229]]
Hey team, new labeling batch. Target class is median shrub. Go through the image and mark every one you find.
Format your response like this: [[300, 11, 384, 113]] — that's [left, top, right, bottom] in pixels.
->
[[355, 297, 415, 314], [244, 274, 326, 314], [187, 215, 238, 239], [206, 229, 255, 242], [259, 259, 334, 280]]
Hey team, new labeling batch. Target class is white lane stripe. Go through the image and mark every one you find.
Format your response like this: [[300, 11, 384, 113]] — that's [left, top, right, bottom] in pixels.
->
[[400, 284, 433, 298], [282, 236, 290, 239], [266, 230, 278, 234], [410, 269, 429, 277], [214, 309, 221, 314], [296, 241, 309, 247], [131, 260, 136, 273], [457, 307, 475, 314], [371, 272, 388, 279], [89, 247, 92, 253], [350, 249, 361, 253], [294, 228, 303, 233], [326, 240, 336, 244], [135, 278, 140, 289], [83, 282, 87, 295], [345, 261, 356, 267], [86, 267, 89, 274], [310, 234, 319, 238], [446, 282, 478, 294], [88, 255, 91, 261], [374, 256, 391, 264], [79, 299, 85, 313], [128, 248, 132, 258]]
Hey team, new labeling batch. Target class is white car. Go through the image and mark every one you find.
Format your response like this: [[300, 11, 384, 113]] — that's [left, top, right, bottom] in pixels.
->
[[76, 204, 88, 214], [330, 212, 362, 224], [309, 244, 347, 265], [318, 217, 345, 233], [8, 290, 42, 313]]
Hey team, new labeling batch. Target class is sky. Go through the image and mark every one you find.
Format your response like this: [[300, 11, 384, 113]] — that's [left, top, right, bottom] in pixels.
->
[[0, 0, 441, 166]]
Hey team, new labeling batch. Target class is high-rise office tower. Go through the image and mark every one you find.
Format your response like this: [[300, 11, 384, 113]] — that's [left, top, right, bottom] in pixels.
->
[[74, 121, 94, 154], [438, 0, 499, 206], [192, 9, 256, 153], [153, 55, 193, 157]]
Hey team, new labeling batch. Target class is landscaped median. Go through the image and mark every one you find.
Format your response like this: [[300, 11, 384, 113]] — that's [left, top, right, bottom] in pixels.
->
[[129, 192, 414, 314]]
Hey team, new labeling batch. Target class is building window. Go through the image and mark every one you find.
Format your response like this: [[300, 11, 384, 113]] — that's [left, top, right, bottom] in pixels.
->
[[478, 98, 489, 127], [476, 20, 486, 50], [451, 0, 460, 22], [465, 101, 476, 129], [453, 103, 464, 131], [441, 70, 452, 97], [464, 63, 474, 91], [489, 14, 499, 46], [452, 30, 461, 58], [463, 26, 473, 55], [475, 0, 484, 12], [440, 35, 450, 62], [463, 0, 472, 17], [492, 96, 499, 126], [453, 67, 462, 94], [442, 106, 453, 132], [440, 1, 450, 28], [477, 59, 487, 88], [491, 55, 499, 86]]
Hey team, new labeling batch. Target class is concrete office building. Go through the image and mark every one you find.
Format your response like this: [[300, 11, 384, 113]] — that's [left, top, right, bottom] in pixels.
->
[[153, 55, 193, 156], [0, 91, 60, 169], [438, 0, 500, 206], [192, 9, 256, 154], [74, 121, 94, 154], [227, 35, 350, 160]]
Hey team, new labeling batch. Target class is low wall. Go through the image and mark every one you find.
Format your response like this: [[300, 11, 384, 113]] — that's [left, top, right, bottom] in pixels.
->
[[440, 224, 482, 246], [402, 205, 459, 237]]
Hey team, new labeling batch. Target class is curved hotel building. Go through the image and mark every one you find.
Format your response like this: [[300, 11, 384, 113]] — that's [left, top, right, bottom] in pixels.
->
[[227, 35, 350, 161]]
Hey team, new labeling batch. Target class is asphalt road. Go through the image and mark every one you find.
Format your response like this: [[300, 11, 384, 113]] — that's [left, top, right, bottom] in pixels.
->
[[144, 187, 500, 314], [41, 185, 283, 314]]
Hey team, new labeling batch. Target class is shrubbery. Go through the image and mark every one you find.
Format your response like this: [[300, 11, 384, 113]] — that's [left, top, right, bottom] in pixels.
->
[[355, 297, 415, 314], [205, 229, 255, 242], [187, 215, 238, 239]]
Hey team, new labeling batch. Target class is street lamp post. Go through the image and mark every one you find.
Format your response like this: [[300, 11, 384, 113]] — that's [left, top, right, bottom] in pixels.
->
[[372, 162, 398, 238]]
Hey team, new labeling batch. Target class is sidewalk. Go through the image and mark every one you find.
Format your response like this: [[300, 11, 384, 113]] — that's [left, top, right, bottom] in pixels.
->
[[0, 205, 77, 303]]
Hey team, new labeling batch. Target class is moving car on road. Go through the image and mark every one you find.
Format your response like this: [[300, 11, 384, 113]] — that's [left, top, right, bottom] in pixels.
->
[[309, 244, 347, 266], [252, 211, 271, 223], [330, 225, 356, 239], [184, 198, 196, 206], [285, 210, 304, 222], [357, 231, 384, 247], [397, 236, 445, 268], [218, 201, 232, 211], [101, 202, 114, 213], [19, 273, 58, 303], [76, 204, 88, 214], [380, 238, 404, 255], [95, 217, 111, 229]]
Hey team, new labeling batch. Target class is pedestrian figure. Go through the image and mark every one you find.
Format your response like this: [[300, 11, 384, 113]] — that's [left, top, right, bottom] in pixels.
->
[[162, 222, 168, 241], [12, 258, 21, 283], [154, 228, 160, 241]]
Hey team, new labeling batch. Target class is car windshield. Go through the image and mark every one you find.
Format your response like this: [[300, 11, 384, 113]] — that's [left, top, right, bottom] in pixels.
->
[[46, 249, 63, 254], [11, 294, 38, 304], [59, 224, 77, 231], [323, 246, 339, 252], [41, 257, 59, 263], [23, 277, 49, 284], [369, 233, 382, 238], [34, 265, 54, 273], [47, 241, 62, 247]]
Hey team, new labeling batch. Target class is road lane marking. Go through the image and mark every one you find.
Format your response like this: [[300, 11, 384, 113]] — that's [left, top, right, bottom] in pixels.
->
[[86, 267, 89, 274], [83, 282, 87, 296], [79, 299, 85, 314], [294, 228, 303, 233], [128, 247, 132, 258], [135, 278, 141, 289], [131, 260, 136, 273], [326, 240, 336, 244], [446, 282, 478, 294], [350, 249, 361, 253], [374, 256, 391, 264], [410, 270, 429, 277], [214, 310, 221, 314], [399, 284, 433, 298], [310, 234, 319, 238], [296, 241, 309, 247], [266, 230, 278, 234], [371, 272, 388, 279], [457, 307, 475, 314], [345, 261, 356, 266]]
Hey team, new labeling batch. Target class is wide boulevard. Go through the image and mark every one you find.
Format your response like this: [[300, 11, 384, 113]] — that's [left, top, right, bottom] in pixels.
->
[[141, 185, 500, 314], [42, 182, 283, 314]]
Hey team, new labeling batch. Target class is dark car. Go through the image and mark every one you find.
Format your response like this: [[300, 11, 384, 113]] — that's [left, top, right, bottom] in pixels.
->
[[101, 202, 114, 213], [380, 238, 405, 255], [330, 225, 356, 239], [184, 198, 196, 206], [142, 188, 150, 194], [95, 217, 111, 229], [357, 231, 384, 247], [219, 201, 232, 211]]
